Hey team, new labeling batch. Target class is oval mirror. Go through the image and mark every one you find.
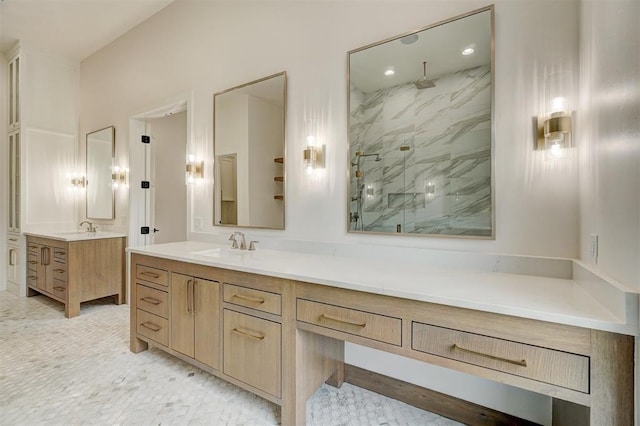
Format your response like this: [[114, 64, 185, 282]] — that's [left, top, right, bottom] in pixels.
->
[[348, 6, 494, 238]]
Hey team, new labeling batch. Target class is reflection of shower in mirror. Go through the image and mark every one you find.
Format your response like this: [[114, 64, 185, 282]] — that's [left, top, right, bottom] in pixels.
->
[[350, 151, 382, 231]]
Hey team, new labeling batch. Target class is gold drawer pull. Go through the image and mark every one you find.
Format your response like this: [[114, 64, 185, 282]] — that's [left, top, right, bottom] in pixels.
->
[[452, 344, 527, 367], [28, 260, 37, 264], [54, 251, 66, 255], [53, 286, 66, 292], [53, 268, 65, 273], [140, 322, 161, 332], [232, 327, 265, 341], [28, 275, 37, 280], [320, 313, 366, 328], [231, 293, 265, 304], [140, 271, 160, 279], [9, 238, 18, 241], [140, 297, 161, 306], [28, 245, 37, 249]]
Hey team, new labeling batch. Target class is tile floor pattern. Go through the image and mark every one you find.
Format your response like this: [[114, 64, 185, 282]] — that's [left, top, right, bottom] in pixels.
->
[[0, 291, 463, 426]]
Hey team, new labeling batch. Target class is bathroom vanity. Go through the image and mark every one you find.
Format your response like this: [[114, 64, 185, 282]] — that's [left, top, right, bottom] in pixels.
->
[[25, 231, 126, 318], [129, 241, 636, 425]]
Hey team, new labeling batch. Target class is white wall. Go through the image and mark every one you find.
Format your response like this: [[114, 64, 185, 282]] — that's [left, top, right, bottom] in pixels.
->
[[78, 1, 588, 424], [578, 0, 640, 290]]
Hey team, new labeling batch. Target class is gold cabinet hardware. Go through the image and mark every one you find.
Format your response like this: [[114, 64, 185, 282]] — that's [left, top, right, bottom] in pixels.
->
[[53, 268, 65, 273], [140, 271, 160, 279], [319, 313, 366, 328], [54, 251, 65, 255], [452, 344, 527, 367], [232, 327, 265, 341], [53, 286, 65, 292], [9, 238, 18, 242], [140, 322, 161, 332], [28, 260, 37, 264], [231, 293, 265, 304], [140, 297, 161, 306]]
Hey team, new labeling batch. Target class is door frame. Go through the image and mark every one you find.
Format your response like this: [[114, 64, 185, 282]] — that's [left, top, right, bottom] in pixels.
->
[[127, 91, 193, 249]]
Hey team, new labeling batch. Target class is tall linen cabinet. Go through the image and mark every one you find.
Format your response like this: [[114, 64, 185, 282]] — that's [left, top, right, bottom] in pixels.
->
[[5, 44, 79, 297]]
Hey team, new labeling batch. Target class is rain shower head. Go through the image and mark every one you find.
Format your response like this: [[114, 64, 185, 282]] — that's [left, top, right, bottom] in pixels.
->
[[415, 60, 436, 90]]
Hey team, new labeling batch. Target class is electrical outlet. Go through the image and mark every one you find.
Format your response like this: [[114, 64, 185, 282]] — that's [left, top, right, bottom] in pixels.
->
[[590, 234, 599, 263]]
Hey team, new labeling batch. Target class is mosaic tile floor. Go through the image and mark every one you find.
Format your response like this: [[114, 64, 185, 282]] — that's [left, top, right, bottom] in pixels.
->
[[0, 291, 463, 425]]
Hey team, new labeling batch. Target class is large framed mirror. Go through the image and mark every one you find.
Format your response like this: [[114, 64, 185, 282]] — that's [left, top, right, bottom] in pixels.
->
[[348, 6, 494, 238], [213, 72, 286, 229], [86, 126, 115, 219]]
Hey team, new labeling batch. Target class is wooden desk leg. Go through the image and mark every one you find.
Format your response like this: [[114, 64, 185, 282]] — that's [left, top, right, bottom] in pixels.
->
[[281, 330, 344, 425], [590, 330, 634, 425]]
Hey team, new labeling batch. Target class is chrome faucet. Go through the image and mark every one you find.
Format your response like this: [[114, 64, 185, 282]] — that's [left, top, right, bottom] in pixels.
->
[[228, 232, 247, 250], [79, 220, 97, 233]]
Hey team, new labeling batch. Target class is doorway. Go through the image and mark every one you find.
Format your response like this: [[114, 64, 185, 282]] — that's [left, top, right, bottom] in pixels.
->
[[146, 111, 187, 244], [128, 95, 190, 249]]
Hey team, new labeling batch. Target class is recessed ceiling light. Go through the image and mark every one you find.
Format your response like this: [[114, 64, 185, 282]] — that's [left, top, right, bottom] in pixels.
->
[[384, 68, 395, 76], [400, 34, 419, 45], [462, 46, 475, 56]]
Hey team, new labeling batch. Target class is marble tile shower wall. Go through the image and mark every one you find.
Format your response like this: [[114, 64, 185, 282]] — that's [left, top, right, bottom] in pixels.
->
[[349, 65, 491, 235]]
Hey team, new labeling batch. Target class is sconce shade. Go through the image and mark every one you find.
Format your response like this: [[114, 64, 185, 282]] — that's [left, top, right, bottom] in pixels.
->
[[185, 160, 204, 183], [303, 144, 325, 173], [71, 176, 86, 188]]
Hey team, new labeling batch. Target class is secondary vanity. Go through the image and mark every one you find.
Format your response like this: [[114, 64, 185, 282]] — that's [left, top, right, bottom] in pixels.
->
[[25, 230, 126, 318]]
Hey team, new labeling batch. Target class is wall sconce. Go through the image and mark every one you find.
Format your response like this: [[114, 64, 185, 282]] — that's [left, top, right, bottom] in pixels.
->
[[536, 100, 573, 159], [71, 174, 86, 188], [112, 166, 129, 189], [303, 136, 325, 174], [536, 69, 574, 159], [186, 155, 204, 184]]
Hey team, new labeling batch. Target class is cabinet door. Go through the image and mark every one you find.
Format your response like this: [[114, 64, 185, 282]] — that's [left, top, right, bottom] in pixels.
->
[[194, 278, 220, 369], [170, 273, 195, 357], [8, 131, 20, 232]]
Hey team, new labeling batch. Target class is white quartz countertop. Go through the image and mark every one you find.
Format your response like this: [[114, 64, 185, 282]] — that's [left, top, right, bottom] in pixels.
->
[[25, 230, 127, 242], [128, 241, 638, 335]]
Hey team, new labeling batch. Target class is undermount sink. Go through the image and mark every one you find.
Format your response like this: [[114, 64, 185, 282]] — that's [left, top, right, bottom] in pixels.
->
[[191, 248, 253, 259]]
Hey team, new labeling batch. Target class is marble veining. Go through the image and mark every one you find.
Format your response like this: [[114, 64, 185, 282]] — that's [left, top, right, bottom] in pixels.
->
[[350, 65, 492, 235]]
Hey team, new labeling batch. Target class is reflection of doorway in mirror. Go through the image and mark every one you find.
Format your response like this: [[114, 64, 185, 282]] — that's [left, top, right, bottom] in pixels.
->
[[219, 154, 238, 225]]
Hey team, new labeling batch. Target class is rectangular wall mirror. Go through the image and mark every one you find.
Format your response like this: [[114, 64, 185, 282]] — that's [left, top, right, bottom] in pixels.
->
[[348, 6, 494, 238], [213, 72, 286, 229], [86, 126, 115, 219]]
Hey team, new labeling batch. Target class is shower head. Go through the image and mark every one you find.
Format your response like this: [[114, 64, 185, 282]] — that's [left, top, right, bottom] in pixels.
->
[[374, 154, 382, 162], [415, 61, 436, 90]]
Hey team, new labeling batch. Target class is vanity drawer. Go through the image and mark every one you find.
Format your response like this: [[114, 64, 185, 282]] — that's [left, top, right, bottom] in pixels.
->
[[136, 309, 169, 346], [27, 253, 38, 271], [136, 264, 169, 287], [52, 248, 67, 262], [51, 261, 67, 281], [223, 283, 281, 316], [412, 323, 589, 393], [136, 284, 169, 318], [297, 299, 402, 346], [223, 309, 281, 398], [52, 279, 67, 300]]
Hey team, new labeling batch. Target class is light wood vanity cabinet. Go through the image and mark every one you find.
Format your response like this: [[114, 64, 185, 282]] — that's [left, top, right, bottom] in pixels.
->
[[170, 273, 220, 369], [131, 255, 286, 403], [130, 253, 634, 426], [26, 235, 125, 318]]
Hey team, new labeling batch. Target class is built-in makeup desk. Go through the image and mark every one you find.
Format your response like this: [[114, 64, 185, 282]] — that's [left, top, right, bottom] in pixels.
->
[[128, 241, 637, 425]]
